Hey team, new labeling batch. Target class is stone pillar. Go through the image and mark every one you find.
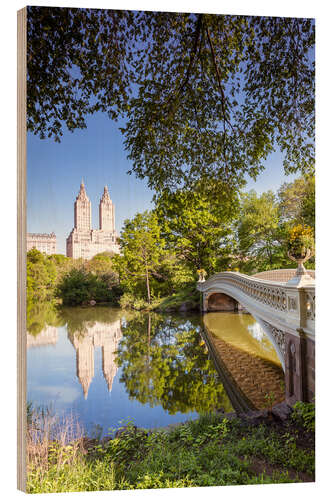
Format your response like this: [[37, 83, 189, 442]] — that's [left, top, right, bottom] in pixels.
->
[[304, 336, 315, 402], [284, 330, 314, 405], [285, 332, 303, 406], [201, 292, 208, 312]]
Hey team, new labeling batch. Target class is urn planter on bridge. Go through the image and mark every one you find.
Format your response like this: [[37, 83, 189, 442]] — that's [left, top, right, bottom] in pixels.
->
[[286, 249, 315, 286], [197, 269, 207, 283], [286, 225, 315, 286]]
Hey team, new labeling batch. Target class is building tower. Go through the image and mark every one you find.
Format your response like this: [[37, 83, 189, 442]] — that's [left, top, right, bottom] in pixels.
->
[[73, 335, 95, 400], [74, 180, 91, 231], [66, 181, 120, 259], [99, 186, 115, 232], [101, 322, 122, 392]]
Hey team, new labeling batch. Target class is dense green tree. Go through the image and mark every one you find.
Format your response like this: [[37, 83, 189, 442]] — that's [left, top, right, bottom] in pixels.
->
[[27, 250, 122, 305], [235, 190, 283, 272], [84, 252, 119, 288], [278, 175, 315, 228], [278, 177, 307, 223], [155, 182, 239, 275], [27, 249, 57, 302], [28, 8, 314, 191], [47, 253, 75, 283], [300, 175, 315, 229], [150, 253, 195, 296], [276, 175, 315, 269], [113, 211, 166, 303], [56, 268, 117, 306], [27, 248, 45, 264]]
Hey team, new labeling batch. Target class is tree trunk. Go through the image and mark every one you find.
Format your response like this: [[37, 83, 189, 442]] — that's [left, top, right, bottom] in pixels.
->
[[145, 264, 151, 304], [147, 313, 151, 354], [147, 313, 151, 365]]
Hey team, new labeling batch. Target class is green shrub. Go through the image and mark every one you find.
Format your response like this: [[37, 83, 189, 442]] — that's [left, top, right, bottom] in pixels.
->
[[292, 401, 315, 432], [119, 292, 155, 310], [56, 268, 118, 306]]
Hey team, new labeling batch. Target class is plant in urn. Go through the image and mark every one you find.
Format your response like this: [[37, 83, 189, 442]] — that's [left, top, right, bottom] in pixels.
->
[[287, 224, 314, 284], [197, 268, 207, 283]]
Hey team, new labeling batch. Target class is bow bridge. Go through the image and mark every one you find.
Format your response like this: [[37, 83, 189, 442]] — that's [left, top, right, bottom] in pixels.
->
[[197, 269, 315, 406]]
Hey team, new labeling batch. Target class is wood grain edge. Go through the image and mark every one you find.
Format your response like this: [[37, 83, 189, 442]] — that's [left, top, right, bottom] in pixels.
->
[[17, 6, 27, 493]]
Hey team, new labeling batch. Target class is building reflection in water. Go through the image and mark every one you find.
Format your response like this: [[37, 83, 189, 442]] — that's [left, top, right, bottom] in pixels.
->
[[27, 326, 58, 348], [69, 320, 122, 399], [27, 310, 284, 411], [27, 319, 122, 400]]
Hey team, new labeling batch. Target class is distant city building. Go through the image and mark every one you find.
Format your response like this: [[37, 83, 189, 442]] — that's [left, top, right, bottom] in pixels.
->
[[27, 232, 56, 255], [66, 181, 120, 259]]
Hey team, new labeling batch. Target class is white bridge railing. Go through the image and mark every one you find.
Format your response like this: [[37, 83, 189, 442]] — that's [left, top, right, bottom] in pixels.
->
[[197, 271, 315, 368]]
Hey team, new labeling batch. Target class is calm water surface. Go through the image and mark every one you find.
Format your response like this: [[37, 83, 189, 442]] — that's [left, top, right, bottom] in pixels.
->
[[27, 305, 283, 435]]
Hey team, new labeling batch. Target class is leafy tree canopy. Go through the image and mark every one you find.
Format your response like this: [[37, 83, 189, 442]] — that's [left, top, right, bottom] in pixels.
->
[[236, 190, 281, 269], [155, 181, 239, 274], [300, 175, 315, 229], [28, 7, 314, 192], [27, 249, 57, 303], [278, 174, 315, 227]]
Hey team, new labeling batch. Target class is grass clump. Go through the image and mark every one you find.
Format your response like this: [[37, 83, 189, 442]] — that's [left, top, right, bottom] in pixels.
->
[[27, 411, 315, 493]]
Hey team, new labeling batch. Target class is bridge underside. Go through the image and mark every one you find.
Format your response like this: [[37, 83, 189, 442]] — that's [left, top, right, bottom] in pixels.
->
[[201, 324, 285, 413], [207, 292, 238, 312], [201, 290, 315, 406], [204, 292, 285, 368]]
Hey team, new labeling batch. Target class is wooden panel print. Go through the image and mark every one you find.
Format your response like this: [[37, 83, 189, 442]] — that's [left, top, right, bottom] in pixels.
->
[[18, 4, 315, 493]]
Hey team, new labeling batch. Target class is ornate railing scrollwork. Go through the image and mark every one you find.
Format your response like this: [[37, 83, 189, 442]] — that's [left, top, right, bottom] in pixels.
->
[[206, 273, 288, 314], [305, 290, 315, 321], [271, 327, 286, 357]]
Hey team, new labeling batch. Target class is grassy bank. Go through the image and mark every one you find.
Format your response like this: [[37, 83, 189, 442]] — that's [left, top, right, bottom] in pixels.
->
[[119, 284, 201, 312], [154, 285, 200, 312], [27, 404, 315, 493]]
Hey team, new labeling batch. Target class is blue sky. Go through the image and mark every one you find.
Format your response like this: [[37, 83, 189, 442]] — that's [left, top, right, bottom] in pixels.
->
[[27, 110, 296, 255], [27, 113, 154, 254]]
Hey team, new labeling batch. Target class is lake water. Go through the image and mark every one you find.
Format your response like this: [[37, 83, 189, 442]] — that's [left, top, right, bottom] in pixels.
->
[[27, 305, 284, 435]]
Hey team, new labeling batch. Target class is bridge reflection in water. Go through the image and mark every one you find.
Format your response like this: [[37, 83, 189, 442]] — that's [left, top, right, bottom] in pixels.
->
[[201, 312, 285, 413]]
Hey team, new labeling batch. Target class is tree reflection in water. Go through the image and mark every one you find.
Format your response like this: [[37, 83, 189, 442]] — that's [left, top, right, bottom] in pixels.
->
[[27, 305, 284, 416], [116, 312, 233, 415], [27, 301, 63, 336]]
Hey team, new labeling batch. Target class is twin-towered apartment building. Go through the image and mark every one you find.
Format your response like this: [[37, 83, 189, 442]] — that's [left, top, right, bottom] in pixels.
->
[[66, 181, 120, 259], [27, 181, 120, 259]]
